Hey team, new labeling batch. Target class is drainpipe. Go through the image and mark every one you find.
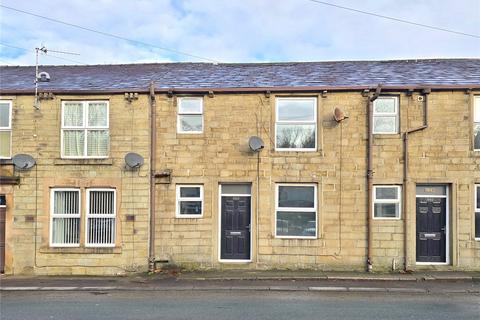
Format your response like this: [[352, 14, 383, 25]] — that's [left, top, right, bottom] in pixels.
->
[[403, 88, 430, 271], [148, 82, 157, 272], [367, 85, 382, 272]]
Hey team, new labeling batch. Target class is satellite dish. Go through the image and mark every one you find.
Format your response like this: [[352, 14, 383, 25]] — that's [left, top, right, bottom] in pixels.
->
[[334, 107, 349, 122], [12, 154, 36, 170], [248, 136, 265, 152], [125, 152, 144, 169], [37, 71, 50, 82]]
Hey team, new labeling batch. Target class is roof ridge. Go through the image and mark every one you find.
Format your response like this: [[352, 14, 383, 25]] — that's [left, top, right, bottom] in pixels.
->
[[1, 58, 479, 68]]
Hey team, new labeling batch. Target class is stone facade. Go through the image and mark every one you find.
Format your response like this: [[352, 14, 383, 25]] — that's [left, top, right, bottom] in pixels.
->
[[0, 94, 150, 275], [153, 91, 480, 272], [1, 89, 479, 275]]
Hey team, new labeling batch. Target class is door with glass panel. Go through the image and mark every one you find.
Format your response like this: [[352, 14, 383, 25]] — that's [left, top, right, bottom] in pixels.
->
[[220, 184, 251, 261]]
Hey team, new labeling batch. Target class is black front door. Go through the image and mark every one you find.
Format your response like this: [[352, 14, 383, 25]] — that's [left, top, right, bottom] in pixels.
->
[[220, 195, 251, 260], [416, 197, 447, 263]]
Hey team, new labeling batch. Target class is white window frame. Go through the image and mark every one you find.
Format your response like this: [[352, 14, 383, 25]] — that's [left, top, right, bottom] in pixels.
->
[[61, 100, 110, 159], [275, 97, 317, 152], [475, 184, 480, 240], [373, 96, 399, 134], [49, 188, 81, 247], [474, 96, 480, 151], [373, 185, 402, 220], [0, 100, 12, 159], [176, 184, 204, 218], [85, 188, 116, 248], [275, 183, 317, 239], [177, 97, 204, 134]]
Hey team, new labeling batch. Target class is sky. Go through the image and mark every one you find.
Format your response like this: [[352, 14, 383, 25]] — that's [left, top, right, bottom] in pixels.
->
[[0, 0, 479, 65]]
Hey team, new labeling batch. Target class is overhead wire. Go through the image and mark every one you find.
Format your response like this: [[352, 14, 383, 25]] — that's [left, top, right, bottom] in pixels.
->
[[0, 4, 221, 63], [305, 0, 480, 39]]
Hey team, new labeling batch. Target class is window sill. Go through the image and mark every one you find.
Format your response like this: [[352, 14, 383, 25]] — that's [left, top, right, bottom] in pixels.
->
[[0, 159, 13, 165], [373, 133, 401, 139], [54, 158, 113, 165], [275, 236, 318, 240], [176, 133, 205, 138], [271, 149, 323, 156], [40, 246, 121, 254]]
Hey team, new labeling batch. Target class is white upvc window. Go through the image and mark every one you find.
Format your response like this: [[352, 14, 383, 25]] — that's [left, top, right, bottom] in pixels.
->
[[176, 185, 204, 218], [275, 184, 317, 238], [177, 97, 203, 133], [475, 184, 480, 240], [61, 101, 109, 158], [86, 189, 116, 247], [474, 96, 480, 151], [373, 185, 402, 219], [50, 189, 81, 247], [0, 100, 12, 159], [275, 97, 317, 151], [373, 96, 399, 134]]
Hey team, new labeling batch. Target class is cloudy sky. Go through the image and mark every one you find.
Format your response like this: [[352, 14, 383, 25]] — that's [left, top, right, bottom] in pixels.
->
[[0, 0, 478, 65]]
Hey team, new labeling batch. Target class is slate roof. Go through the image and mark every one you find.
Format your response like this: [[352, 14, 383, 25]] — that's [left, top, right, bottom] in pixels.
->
[[0, 59, 479, 93]]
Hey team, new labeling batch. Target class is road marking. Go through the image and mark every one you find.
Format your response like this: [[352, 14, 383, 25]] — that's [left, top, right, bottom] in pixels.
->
[[387, 288, 427, 293], [348, 287, 387, 292], [308, 286, 348, 291], [0, 287, 40, 290], [40, 287, 79, 290]]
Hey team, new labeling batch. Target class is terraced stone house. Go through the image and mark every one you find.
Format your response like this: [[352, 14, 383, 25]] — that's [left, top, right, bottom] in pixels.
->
[[0, 59, 479, 275]]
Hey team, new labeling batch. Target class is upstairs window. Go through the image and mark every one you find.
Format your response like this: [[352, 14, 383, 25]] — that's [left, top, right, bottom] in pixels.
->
[[177, 97, 203, 133], [61, 101, 109, 158], [475, 185, 479, 240], [373, 97, 399, 134], [474, 96, 480, 150], [275, 98, 317, 151], [176, 185, 203, 218], [373, 186, 401, 219], [0, 100, 12, 159], [275, 184, 317, 238]]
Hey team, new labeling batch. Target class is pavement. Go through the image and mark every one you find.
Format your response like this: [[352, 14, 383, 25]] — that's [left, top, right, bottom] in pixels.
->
[[1, 270, 479, 294]]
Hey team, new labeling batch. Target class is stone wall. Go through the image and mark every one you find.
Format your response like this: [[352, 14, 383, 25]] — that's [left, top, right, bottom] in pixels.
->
[[0, 94, 150, 275], [2, 90, 479, 275], [153, 91, 480, 272]]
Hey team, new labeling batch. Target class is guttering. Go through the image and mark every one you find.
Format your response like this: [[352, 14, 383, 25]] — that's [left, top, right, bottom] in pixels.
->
[[1, 84, 479, 95], [148, 81, 157, 272], [403, 88, 430, 271], [366, 85, 382, 272]]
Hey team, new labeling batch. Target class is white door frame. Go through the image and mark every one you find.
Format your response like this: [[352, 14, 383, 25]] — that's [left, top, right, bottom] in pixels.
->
[[415, 185, 450, 265], [218, 184, 252, 263]]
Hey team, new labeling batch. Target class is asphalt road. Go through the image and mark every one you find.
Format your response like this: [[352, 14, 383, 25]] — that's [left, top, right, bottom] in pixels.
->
[[1, 290, 479, 320]]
